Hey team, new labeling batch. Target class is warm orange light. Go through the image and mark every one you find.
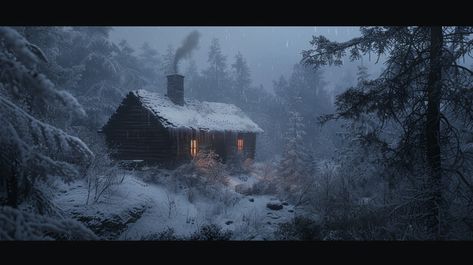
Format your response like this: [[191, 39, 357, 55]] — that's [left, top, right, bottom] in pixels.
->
[[190, 139, 198, 157], [237, 138, 244, 152]]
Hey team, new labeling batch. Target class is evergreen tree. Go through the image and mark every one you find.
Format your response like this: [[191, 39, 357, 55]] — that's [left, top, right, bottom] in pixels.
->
[[356, 65, 369, 84], [0, 27, 93, 210], [278, 111, 314, 203], [274, 63, 333, 158], [184, 59, 201, 98], [303, 26, 473, 239], [139, 42, 163, 92], [231, 52, 251, 100], [202, 38, 229, 101]]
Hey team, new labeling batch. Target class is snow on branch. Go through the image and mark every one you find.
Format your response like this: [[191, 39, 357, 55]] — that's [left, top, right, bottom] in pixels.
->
[[0, 206, 98, 240], [0, 27, 48, 66], [0, 96, 94, 180], [302, 27, 402, 67], [0, 27, 86, 118]]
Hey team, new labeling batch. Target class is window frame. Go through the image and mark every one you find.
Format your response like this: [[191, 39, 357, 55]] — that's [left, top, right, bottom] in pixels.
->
[[190, 139, 198, 157], [237, 138, 244, 153]]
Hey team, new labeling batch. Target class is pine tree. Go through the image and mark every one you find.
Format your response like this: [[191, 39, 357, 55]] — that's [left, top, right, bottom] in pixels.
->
[[278, 111, 314, 203], [356, 65, 369, 84], [231, 52, 251, 100], [139, 42, 163, 89], [0, 27, 94, 209], [303, 26, 473, 239], [274, 63, 332, 158], [202, 38, 229, 101], [184, 59, 201, 98]]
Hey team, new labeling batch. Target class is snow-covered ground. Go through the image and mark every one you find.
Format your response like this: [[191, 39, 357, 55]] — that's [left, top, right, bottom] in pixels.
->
[[53, 171, 295, 240]]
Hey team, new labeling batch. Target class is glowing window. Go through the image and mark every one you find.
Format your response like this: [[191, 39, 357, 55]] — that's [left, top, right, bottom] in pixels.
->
[[190, 139, 198, 157], [237, 138, 244, 152]]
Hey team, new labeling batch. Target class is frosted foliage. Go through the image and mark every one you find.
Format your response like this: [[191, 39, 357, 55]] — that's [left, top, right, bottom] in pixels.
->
[[0, 27, 93, 181], [278, 111, 314, 193], [0, 206, 98, 240], [0, 27, 47, 67], [193, 150, 228, 185], [84, 52, 120, 77], [0, 97, 93, 179], [0, 27, 85, 117]]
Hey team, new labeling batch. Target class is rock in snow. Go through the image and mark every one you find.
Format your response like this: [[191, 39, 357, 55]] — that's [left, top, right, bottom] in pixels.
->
[[71, 205, 147, 239], [266, 200, 283, 211], [235, 183, 252, 195]]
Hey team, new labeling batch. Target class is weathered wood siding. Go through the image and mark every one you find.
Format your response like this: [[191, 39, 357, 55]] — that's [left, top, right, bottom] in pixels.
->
[[103, 92, 258, 167], [223, 132, 256, 161], [170, 130, 256, 163], [102, 93, 176, 166]]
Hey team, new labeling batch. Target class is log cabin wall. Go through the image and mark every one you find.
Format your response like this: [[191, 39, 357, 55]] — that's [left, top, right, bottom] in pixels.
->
[[224, 132, 256, 161], [103, 93, 176, 166], [171, 130, 257, 164], [244, 133, 256, 160], [171, 130, 256, 163], [172, 130, 227, 163], [103, 92, 259, 168]]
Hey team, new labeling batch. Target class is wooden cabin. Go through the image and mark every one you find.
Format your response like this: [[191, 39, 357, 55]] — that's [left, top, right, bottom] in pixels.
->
[[101, 74, 263, 168]]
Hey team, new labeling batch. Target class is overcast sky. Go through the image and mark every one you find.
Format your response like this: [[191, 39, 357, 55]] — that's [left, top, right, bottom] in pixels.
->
[[110, 27, 383, 93]]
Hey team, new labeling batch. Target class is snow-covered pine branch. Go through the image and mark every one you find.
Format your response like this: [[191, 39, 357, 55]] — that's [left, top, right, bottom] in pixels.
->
[[0, 26, 94, 210], [0, 26, 86, 118], [0, 96, 94, 180], [0, 206, 98, 240]]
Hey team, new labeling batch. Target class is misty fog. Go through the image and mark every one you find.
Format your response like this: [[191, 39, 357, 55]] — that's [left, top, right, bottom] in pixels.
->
[[2, 26, 473, 241], [110, 26, 384, 94]]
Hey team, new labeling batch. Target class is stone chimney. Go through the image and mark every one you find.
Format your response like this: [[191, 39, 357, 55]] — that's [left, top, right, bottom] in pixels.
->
[[166, 74, 184, 106]]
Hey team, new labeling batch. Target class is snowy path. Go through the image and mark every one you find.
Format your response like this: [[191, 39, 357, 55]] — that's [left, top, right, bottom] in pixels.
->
[[54, 174, 296, 240], [121, 175, 296, 240]]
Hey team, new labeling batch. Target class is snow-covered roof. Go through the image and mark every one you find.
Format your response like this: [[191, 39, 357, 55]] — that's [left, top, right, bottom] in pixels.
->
[[132, 89, 263, 133]]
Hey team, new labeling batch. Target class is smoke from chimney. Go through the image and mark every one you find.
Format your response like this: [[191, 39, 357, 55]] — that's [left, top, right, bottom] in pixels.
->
[[173, 31, 200, 73]]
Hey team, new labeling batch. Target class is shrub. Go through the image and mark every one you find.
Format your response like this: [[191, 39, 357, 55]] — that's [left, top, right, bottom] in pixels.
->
[[226, 152, 254, 175], [141, 224, 232, 241], [84, 150, 126, 204], [141, 228, 181, 240], [189, 224, 233, 240], [275, 216, 321, 240], [247, 163, 278, 195], [170, 150, 233, 201], [320, 204, 393, 240], [193, 150, 228, 185]]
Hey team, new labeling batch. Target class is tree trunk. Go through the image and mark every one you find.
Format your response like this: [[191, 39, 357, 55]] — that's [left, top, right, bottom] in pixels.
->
[[425, 26, 443, 240]]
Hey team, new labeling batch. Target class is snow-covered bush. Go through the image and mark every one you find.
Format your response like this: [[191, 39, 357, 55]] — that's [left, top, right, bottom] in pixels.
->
[[189, 224, 232, 240], [242, 162, 278, 195], [0, 206, 98, 240], [193, 149, 229, 185], [140, 224, 232, 241], [170, 150, 231, 201], [319, 204, 392, 240], [226, 153, 254, 175], [313, 159, 342, 212], [275, 216, 321, 240], [141, 227, 181, 240], [84, 151, 126, 204]]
